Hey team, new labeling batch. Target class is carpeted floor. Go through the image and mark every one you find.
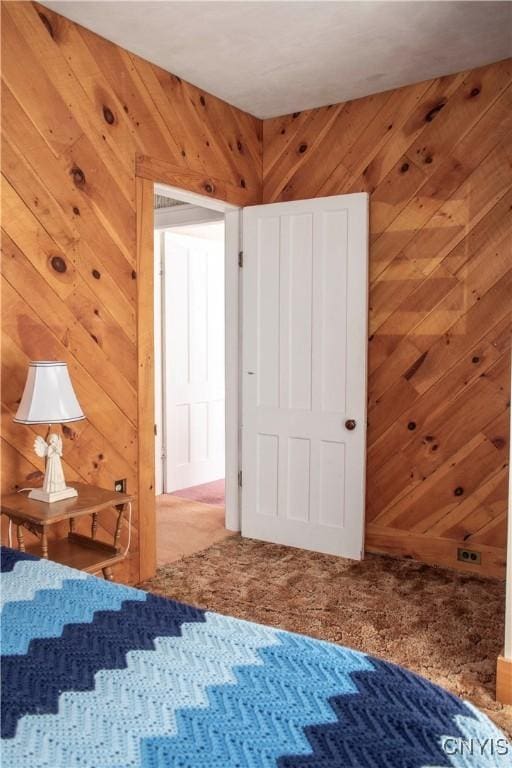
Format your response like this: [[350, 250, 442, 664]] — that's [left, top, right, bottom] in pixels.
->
[[140, 535, 511, 738]]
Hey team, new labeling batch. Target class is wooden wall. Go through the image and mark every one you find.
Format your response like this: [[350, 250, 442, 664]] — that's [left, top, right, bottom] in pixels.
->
[[0, 1, 262, 582], [1, 1, 510, 581], [263, 59, 512, 577]]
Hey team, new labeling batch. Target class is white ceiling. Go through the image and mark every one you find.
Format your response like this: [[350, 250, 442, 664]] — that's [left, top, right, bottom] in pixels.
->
[[171, 220, 225, 240], [42, 1, 512, 118]]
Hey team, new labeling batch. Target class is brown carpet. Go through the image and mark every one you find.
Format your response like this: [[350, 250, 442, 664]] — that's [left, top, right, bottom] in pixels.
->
[[140, 535, 511, 737]]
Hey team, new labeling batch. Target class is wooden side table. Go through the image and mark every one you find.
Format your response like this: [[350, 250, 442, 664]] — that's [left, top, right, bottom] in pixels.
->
[[1, 483, 134, 580]]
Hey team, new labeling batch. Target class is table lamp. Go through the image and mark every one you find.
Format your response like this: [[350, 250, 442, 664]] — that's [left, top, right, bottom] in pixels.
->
[[14, 361, 85, 503]]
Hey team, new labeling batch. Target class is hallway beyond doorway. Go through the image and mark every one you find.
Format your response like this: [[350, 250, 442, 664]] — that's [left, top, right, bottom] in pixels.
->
[[156, 494, 234, 567]]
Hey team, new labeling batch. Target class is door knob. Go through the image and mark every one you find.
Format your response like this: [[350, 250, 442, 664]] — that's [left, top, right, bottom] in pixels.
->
[[345, 419, 356, 431]]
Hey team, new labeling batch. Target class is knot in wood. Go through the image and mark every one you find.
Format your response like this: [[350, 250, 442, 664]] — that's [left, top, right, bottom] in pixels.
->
[[103, 106, 115, 125], [424, 102, 445, 122], [71, 166, 86, 186], [50, 255, 67, 273], [38, 12, 54, 38]]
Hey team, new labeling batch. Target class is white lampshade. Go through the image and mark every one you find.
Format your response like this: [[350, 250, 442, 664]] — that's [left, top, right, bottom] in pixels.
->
[[14, 361, 85, 425]]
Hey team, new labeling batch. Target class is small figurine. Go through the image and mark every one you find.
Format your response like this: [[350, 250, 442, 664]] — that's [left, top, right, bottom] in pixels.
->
[[30, 433, 77, 502]]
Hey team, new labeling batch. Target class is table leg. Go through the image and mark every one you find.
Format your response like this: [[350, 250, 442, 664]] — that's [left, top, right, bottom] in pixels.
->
[[114, 507, 123, 551], [102, 566, 113, 581], [69, 518, 76, 534], [91, 513, 98, 539], [41, 527, 49, 559], [16, 524, 25, 552]]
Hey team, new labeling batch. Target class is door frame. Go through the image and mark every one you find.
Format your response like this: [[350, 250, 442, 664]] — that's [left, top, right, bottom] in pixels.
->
[[154, 204, 224, 496], [136, 174, 242, 581]]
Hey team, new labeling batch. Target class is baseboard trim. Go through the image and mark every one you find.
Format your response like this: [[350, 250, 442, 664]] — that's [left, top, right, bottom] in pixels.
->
[[496, 655, 512, 705], [366, 524, 506, 579]]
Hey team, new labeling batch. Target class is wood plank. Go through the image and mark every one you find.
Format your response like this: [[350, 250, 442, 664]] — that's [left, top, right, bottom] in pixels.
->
[[402, 142, 512, 277], [0, 7, 83, 155], [369, 263, 459, 375], [136, 154, 252, 206], [366, 524, 506, 579], [405, 59, 512, 178], [263, 99, 364, 202], [1, 84, 138, 286], [31, 4, 142, 182], [368, 315, 509, 466], [335, 80, 433, 183], [6, 1, 135, 203], [1, 171, 139, 384], [369, 432, 482, 525], [369, 159, 512, 337], [368, 260, 512, 427], [369, 58, 512, 248], [471, 514, 508, 549], [263, 110, 318, 180], [396, 355, 510, 484], [368, 84, 512, 278], [62, 133, 136, 260], [346, 71, 468, 198], [1, 230, 137, 421], [496, 656, 512, 705], [1, 176, 79, 301], [136, 176, 156, 582], [370, 354, 509, 527], [443, 186, 512, 276], [76, 19, 187, 176], [1, 140, 136, 344], [427, 467, 508, 540], [406, 269, 512, 394]]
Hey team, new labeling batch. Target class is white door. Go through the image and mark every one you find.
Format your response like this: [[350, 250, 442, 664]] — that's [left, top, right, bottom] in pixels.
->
[[163, 228, 225, 492], [241, 194, 368, 558]]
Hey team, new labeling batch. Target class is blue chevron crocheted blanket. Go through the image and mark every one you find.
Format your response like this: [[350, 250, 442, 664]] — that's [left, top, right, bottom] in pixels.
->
[[1, 547, 509, 768]]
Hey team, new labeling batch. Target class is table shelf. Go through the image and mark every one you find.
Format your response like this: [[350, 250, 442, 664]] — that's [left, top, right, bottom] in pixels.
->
[[25, 536, 125, 574]]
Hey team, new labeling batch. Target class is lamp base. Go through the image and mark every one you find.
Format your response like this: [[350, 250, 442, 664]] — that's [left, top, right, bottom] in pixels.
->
[[28, 486, 78, 503]]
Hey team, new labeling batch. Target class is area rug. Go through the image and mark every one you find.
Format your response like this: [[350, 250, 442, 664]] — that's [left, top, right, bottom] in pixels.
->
[[140, 535, 511, 739], [171, 478, 225, 506]]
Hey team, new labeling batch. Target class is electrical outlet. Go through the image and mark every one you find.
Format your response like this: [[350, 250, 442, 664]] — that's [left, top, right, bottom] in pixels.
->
[[457, 547, 481, 565], [114, 478, 126, 494]]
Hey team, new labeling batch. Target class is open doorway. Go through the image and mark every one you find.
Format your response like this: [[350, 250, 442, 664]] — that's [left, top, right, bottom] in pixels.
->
[[153, 187, 238, 567]]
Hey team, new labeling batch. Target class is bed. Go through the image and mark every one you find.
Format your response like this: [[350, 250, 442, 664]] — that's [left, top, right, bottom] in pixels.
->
[[1, 546, 508, 767]]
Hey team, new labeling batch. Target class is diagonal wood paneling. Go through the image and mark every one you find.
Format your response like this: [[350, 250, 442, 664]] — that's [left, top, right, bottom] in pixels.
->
[[263, 59, 512, 577], [0, 1, 262, 582], [1, 1, 510, 581]]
